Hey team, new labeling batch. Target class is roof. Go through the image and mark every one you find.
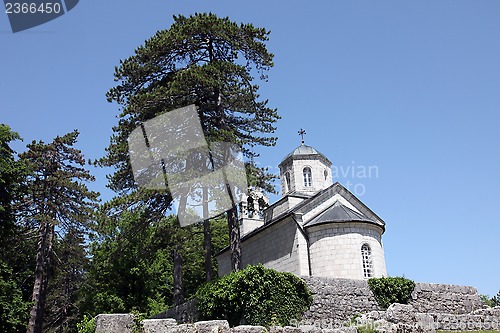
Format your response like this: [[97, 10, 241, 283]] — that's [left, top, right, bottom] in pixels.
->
[[304, 200, 375, 227], [279, 144, 331, 165]]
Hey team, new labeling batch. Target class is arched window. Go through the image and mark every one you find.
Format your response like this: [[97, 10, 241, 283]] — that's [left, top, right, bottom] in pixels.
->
[[284, 172, 291, 192], [361, 244, 373, 278], [303, 167, 312, 187]]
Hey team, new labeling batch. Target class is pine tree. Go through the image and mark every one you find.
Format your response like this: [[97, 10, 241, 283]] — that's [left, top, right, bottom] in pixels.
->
[[100, 13, 278, 272], [17, 131, 99, 333], [493, 290, 500, 307], [44, 229, 88, 333]]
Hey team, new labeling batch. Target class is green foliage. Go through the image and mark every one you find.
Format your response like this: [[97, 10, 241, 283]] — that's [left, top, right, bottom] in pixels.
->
[[196, 264, 312, 327], [0, 263, 32, 333], [357, 323, 377, 333], [479, 294, 496, 307], [493, 290, 500, 307], [100, 12, 278, 195], [0, 125, 34, 333], [368, 276, 416, 309], [76, 315, 95, 333], [80, 212, 229, 317], [44, 230, 89, 333], [17, 130, 99, 333], [0, 124, 22, 230]]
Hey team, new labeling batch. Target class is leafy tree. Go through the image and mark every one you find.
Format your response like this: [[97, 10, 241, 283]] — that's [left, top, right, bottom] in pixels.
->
[[0, 262, 31, 333], [17, 131, 99, 333], [80, 209, 228, 317], [0, 124, 21, 233], [0, 124, 33, 333], [99, 12, 278, 273]]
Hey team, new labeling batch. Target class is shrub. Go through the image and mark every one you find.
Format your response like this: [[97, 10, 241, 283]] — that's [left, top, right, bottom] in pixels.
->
[[368, 276, 415, 309], [480, 294, 495, 307], [196, 264, 313, 327], [76, 315, 96, 333]]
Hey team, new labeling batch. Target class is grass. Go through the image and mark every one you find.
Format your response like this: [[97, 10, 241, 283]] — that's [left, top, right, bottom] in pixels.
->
[[437, 331, 500, 333]]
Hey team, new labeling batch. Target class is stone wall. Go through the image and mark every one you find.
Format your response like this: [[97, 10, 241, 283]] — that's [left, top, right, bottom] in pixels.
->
[[302, 277, 382, 322], [302, 277, 483, 321], [95, 306, 500, 332], [153, 277, 483, 325], [151, 298, 198, 323], [409, 282, 482, 314]]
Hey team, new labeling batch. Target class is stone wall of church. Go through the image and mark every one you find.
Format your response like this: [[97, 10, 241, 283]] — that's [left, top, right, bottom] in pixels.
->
[[302, 277, 483, 322], [217, 218, 303, 276], [307, 222, 387, 279]]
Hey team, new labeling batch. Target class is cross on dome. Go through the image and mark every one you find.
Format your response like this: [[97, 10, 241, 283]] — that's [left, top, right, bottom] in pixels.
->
[[298, 128, 306, 144]]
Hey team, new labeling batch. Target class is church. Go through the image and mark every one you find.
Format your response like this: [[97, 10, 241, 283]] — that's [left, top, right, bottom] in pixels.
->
[[216, 137, 388, 280]]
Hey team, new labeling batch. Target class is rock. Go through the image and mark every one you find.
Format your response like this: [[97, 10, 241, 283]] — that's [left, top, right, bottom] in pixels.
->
[[231, 325, 268, 332], [385, 304, 416, 324], [170, 323, 197, 333], [415, 313, 435, 333], [142, 318, 177, 333], [194, 320, 230, 333], [95, 314, 135, 333]]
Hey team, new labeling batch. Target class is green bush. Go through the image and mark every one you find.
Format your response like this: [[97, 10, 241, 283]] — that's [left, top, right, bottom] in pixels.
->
[[480, 294, 495, 307], [196, 264, 313, 327], [368, 276, 415, 309], [76, 315, 96, 333]]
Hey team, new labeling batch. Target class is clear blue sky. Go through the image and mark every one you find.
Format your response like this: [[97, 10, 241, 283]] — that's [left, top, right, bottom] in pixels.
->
[[1, 1, 499, 297]]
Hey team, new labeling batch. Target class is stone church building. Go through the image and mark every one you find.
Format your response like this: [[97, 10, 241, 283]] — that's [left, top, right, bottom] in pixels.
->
[[216, 142, 387, 280]]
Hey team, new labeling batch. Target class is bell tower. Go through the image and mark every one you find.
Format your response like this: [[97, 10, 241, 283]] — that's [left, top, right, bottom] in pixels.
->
[[239, 187, 269, 235], [278, 130, 332, 196]]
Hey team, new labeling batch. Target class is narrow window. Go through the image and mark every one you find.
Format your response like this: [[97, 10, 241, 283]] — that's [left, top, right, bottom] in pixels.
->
[[284, 172, 291, 192], [361, 244, 373, 278], [303, 167, 312, 187]]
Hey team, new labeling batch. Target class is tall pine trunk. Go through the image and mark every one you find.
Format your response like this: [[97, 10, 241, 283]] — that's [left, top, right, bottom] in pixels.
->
[[27, 222, 54, 333], [202, 186, 213, 281], [172, 245, 184, 306], [203, 219, 213, 281]]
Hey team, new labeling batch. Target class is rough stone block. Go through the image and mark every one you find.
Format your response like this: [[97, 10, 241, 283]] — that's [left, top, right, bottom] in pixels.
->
[[385, 304, 416, 324], [95, 314, 134, 333], [142, 318, 177, 333], [298, 324, 322, 332], [415, 313, 435, 333], [282, 326, 302, 333], [231, 325, 268, 332], [171, 323, 197, 333], [194, 320, 230, 333]]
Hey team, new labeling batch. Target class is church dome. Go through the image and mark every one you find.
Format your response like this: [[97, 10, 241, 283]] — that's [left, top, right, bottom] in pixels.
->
[[280, 143, 330, 164]]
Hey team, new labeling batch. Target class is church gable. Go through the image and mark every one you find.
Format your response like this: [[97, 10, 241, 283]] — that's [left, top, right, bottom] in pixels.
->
[[296, 182, 385, 230]]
